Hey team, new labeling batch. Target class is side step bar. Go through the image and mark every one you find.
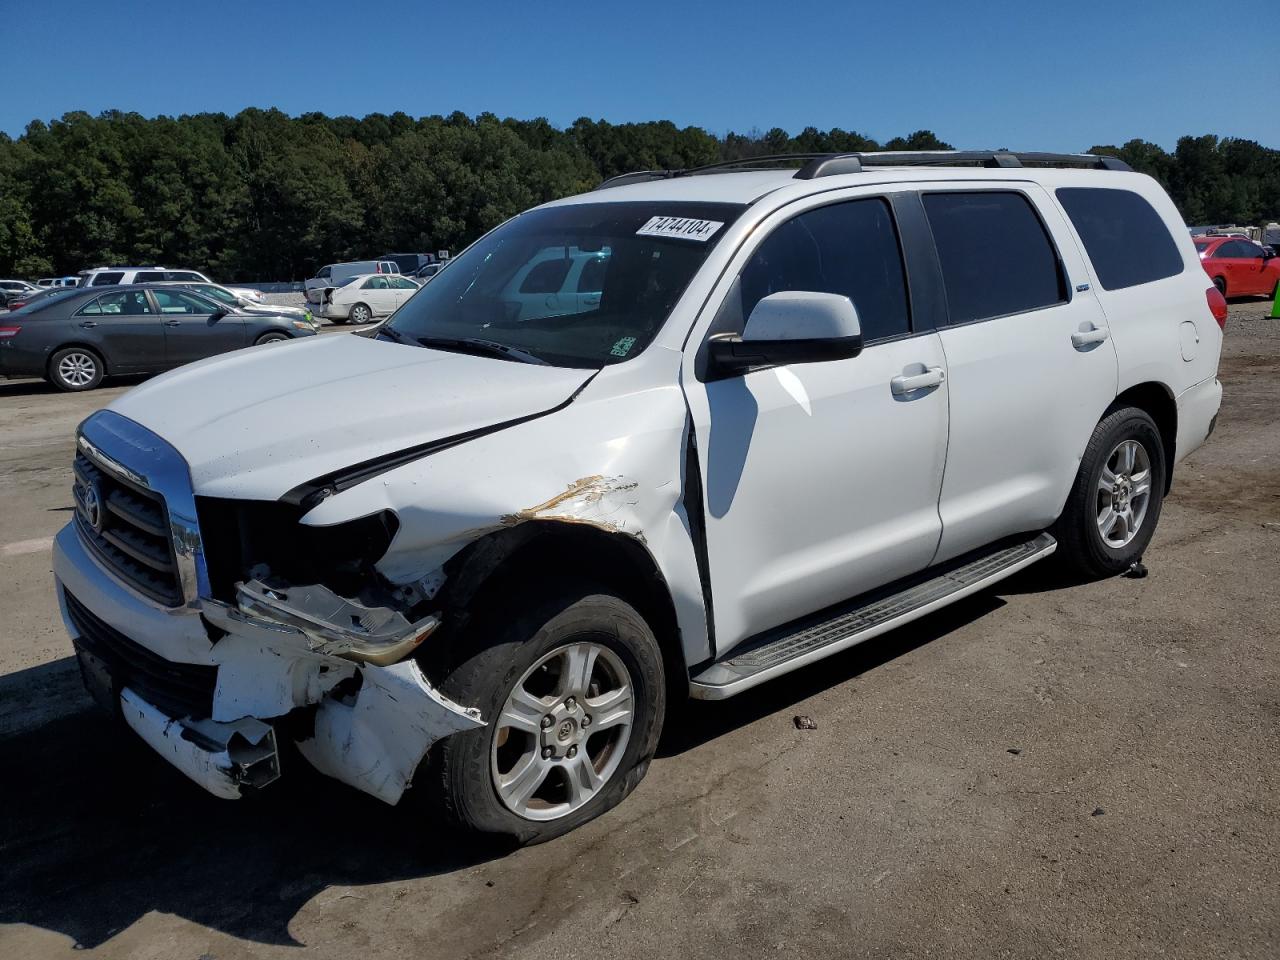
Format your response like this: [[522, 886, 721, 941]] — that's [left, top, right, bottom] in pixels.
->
[[689, 532, 1057, 700]]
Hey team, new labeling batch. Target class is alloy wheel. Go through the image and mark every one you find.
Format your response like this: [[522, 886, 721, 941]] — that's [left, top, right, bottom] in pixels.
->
[[491, 641, 634, 821], [57, 352, 98, 388], [1096, 439, 1152, 548]]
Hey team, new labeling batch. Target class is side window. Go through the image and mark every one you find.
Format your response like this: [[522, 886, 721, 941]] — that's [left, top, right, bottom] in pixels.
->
[[77, 297, 104, 316], [135, 271, 165, 283], [520, 257, 573, 294], [738, 198, 910, 342], [1242, 242, 1266, 259], [923, 191, 1066, 324], [1213, 240, 1243, 259], [577, 253, 611, 294], [318, 266, 332, 279], [83, 291, 153, 315], [167, 272, 203, 281], [152, 290, 212, 313], [365, 276, 388, 290], [91, 271, 124, 286], [1055, 187, 1185, 290], [392, 277, 418, 289]]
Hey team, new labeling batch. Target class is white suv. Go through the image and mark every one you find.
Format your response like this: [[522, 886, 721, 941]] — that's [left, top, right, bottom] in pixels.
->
[[77, 266, 266, 303], [54, 151, 1223, 844]]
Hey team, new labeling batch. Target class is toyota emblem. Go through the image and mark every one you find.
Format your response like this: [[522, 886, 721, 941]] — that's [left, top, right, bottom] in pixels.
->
[[80, 479, 105, 533]]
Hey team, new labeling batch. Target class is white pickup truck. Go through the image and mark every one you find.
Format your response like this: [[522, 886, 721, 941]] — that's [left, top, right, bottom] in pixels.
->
[[54, 151, 1223, 845]]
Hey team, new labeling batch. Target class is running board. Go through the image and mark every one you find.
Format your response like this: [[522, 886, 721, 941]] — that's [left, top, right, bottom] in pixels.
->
[[689, 532, 1057, 700]]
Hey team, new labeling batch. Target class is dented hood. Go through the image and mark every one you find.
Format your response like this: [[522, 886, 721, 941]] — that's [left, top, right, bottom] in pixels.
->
[[106, 334, 593, 500]]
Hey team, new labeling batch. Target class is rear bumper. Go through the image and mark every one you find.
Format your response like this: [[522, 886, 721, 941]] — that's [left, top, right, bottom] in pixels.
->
[[1174, 376, 1223, 465]]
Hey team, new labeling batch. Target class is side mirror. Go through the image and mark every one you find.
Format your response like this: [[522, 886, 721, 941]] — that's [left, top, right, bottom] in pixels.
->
[[209, 308, 229, 322], [708, 291, 863, 376]]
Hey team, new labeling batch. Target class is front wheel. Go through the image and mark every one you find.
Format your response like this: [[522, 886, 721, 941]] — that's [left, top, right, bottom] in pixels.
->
[[1053, 405, 1166, 578], [426, 587, 666, 845], [255, 331, 290, 345]]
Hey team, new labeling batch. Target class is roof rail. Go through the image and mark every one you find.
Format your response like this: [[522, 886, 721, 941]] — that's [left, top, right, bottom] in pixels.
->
[[595, 150, 1132, 190]]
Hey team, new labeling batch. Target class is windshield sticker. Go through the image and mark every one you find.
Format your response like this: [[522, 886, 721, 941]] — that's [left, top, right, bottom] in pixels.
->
[[610, 336, 637, 358], [636, 216, 724, 242]]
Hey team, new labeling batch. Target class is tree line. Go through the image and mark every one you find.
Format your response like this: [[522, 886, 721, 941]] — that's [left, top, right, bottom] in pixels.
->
[[0, 109, 1276, 281]]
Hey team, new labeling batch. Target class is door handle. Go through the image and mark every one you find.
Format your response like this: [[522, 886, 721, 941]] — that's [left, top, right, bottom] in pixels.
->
[[1071, 325, 1110, 349], [583, 296, 601, 305], [890, 365, 946, 395], [164, 319, 181, 327], [79, 321, 98, 328]]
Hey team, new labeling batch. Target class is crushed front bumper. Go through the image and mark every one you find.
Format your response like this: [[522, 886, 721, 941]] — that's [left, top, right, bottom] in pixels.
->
[[54, 522, 483, 805]]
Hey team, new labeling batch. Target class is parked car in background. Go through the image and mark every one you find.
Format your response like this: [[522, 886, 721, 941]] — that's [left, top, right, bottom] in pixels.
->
[[316, 273, 419, 324], [0, 285, 316, 390], [75, 267, 266, 303], [305, 261, 400, 304], [37, 277, 81, 287], [379, 252, 435, 275], [1194, 235, 1280, 298], [4, 286, 79, 313], [1, 279, 40, 300], [161, 281, 315, 325], [412, 261, 445, 281], [500, 246, 609, 321]]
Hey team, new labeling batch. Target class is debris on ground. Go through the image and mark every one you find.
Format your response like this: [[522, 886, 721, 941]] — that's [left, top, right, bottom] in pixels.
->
[[1091, 806, 1106, 817], [1007, 747, 1022, 755], [793, 715, 818, 730]]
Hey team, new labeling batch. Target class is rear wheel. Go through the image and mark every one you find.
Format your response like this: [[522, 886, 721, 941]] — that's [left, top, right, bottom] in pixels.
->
[[254, 331, 290, 345], [1213, 276, 1227, 297], [426, 585, 665, 845], [48, 347, 104, 391], [349, 303, 372, 325], [1053, 405, 1166, 578]]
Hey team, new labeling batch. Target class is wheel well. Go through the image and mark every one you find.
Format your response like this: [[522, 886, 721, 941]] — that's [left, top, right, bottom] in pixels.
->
[[1114, 382, 1177, 493], [432, 521, 688, 707], [48, 343, 107, 376], [255, 330, 291, 344]]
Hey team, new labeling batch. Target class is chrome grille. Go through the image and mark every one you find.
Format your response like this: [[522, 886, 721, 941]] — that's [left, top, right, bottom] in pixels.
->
[[73, 451, 183, 606]]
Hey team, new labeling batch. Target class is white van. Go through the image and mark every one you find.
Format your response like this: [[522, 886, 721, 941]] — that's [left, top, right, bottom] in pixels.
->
[[304, 260, 400, 304]]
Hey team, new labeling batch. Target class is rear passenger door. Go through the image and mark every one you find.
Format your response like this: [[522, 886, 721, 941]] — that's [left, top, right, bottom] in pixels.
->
[[922, 186, 1118, 564], [73, 290, 165, 372]]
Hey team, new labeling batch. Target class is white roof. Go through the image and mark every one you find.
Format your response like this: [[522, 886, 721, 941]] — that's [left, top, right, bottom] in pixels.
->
[[547, 163, 1150, 210]]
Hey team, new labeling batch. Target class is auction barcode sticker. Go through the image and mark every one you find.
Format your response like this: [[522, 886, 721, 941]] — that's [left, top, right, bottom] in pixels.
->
[[636, 216, 724, 242]]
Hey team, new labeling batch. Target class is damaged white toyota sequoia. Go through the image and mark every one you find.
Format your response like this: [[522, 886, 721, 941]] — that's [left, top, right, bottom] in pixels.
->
[[55, 151, 1224, 843]]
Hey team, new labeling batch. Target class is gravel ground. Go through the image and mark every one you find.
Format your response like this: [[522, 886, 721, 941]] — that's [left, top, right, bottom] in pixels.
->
[[0, 300, 1276, 959]]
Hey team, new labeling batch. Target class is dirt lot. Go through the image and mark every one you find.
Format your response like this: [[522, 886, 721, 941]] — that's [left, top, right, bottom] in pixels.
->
[[1, 304, 1276, 959]]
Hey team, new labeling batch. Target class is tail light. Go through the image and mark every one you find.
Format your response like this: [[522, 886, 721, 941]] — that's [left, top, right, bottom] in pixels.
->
[[1206, 287, 1228, 331], [0, 325, 21, 339]]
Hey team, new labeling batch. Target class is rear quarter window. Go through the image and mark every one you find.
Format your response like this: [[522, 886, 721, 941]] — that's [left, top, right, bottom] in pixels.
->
[[1055, 188, 1184, 291]]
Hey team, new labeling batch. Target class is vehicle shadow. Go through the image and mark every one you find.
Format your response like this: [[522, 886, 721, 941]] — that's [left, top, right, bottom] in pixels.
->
[[0, 707, 508, 949], [0, 588, 1021, 949], [0, 375, 149, 398], [659, 592, 1004, 757]]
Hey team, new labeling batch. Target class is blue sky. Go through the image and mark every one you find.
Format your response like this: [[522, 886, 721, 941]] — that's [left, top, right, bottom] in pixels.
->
[[4, 0, 1274, 151]]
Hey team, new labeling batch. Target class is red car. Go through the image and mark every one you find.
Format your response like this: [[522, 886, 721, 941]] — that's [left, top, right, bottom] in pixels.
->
[[1194, 235, 1280, 299]]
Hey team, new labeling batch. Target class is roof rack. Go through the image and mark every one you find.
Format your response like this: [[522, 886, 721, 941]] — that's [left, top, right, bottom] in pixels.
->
[[595, 150, 1132, 190]]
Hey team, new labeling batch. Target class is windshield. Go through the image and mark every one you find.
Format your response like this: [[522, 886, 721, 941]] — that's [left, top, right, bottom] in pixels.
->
[[381, 201, 743, 367], [195, 284, 240, 306]]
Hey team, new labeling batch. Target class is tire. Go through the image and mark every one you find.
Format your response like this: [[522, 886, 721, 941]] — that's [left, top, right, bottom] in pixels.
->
[[1052, 405, 1166, 578], [348, 303, 372, 325], [425, 585, 666, 845], [48, 347, 104, 392], [255, 331, 290, 345], [1213, 276, 1226, 297]]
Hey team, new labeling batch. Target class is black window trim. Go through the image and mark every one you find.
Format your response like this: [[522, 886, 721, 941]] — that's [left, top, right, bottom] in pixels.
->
[[919, 187, 1074, 330], [693, 192, 919, 382]]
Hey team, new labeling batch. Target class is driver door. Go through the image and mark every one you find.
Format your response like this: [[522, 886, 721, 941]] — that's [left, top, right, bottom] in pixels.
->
[[683, 194, 950, 654]]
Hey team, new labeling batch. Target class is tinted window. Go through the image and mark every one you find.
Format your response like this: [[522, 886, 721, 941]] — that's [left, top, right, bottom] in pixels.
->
[[365, 276, 388, 290], [923, 192, 1065, 324], [91, 272, 124, 285], [78, 291, 153, 316], [168, 271, 203, 281], [135, 271, 165, 282], [152, 289, 213, 313], [391, 276, 418, 289], [739, 198, 910, 342], [520, 257, 573, 294], [1055, 188, 1184, 290], [1212, 240, 1245, 259], [318, 266, 331, 279]]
